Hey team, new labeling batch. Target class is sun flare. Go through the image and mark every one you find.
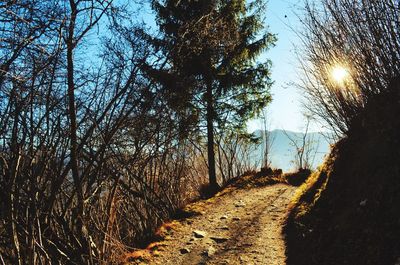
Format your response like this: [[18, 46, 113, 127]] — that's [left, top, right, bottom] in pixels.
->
[[331, 66, 349, 84]]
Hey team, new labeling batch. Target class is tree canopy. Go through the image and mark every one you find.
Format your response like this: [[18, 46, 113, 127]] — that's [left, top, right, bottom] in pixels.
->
[[145, 0, 276, 189]]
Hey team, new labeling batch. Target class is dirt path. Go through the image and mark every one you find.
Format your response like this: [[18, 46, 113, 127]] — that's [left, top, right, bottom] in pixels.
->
[[147, 184, 297, 265]]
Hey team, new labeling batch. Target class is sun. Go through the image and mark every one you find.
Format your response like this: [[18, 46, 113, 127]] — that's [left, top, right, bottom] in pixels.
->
[[331, 66, 349, 84]]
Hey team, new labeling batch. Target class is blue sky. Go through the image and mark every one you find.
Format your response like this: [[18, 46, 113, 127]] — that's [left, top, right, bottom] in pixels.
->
[[247, 0, 317, 133]]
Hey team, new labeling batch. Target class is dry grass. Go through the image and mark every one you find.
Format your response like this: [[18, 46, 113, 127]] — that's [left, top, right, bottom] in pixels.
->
[[154, 221, 181, 240], [283, 169, 312, 187], [286, 153, 336, 220], [226, 167, 287, 189], [123, 222, 180, 264], [124, 249, 152, 264]]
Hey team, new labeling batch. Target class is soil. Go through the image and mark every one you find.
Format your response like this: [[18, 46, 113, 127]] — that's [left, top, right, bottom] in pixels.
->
[[139, 184, 297, 265]]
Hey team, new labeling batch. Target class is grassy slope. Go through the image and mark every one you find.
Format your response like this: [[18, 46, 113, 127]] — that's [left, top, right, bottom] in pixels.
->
[[284, 87, 400, 265]]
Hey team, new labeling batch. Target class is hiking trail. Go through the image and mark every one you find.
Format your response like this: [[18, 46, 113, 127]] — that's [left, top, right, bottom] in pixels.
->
[[138, 183, 297, 265]]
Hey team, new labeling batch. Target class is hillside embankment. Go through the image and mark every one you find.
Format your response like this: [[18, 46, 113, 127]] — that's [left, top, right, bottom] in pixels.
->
[[284, 80, 400, 265]]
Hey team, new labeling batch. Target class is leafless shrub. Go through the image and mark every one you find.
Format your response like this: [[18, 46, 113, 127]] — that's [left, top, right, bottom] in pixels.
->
[[284, 117, 320, 171], [300, 0, 400, 136], [0, 1, 204, 263], [215, 131, 260, 185], [259, 108, 275, 168], [0, 1, 265, 263]]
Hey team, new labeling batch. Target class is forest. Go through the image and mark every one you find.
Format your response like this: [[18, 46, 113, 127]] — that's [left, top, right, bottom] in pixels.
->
[[1, 0, 399, 264]]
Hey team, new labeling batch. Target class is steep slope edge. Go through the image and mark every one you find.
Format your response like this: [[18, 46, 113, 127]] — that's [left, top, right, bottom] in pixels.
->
[[284, 79, 400, 265]]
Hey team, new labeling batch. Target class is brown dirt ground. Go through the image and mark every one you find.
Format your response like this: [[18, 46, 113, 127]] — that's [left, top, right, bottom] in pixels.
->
[[126, 183, 297, 265]]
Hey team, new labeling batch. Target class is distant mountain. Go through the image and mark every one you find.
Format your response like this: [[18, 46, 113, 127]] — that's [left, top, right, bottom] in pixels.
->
[[251, 129, 332, 172]]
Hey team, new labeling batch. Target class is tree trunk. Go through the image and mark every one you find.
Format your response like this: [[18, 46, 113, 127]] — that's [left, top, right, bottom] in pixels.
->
[[205, 75, 218, 190], [9, 92, 22, 265], [67, 0, 85, 250]]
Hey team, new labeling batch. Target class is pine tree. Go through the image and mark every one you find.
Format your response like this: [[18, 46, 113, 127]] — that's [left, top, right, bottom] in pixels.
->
[[145, 0, 276, 191]]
